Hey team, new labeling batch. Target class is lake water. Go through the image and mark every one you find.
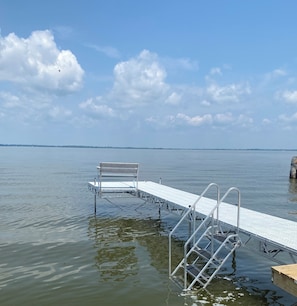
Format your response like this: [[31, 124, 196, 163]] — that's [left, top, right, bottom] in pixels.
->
[[1, 146, 297, 305]]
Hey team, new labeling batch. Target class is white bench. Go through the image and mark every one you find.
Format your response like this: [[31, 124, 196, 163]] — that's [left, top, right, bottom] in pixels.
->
[[96, 162, 139, 197]]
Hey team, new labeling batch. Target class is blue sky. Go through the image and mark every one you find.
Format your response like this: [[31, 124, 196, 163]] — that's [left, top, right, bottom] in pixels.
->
[[1, 1, 297, 149]]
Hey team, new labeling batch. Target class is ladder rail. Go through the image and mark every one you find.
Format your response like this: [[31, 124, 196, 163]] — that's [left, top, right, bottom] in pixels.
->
[[170, 225, 217, 279], [187, 233, 241, 290], [169, 184, 242, 291], [169, 183, 220, 277], [182, 206, 221, 289], [192, 183, 220, 244], [184, 188, 241, 290], [168, 205, 192, 276], [220, 187, 241, 234]]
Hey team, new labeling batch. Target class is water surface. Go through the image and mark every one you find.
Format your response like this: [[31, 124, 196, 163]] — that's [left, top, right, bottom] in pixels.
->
[[1, 147, 297, 305]]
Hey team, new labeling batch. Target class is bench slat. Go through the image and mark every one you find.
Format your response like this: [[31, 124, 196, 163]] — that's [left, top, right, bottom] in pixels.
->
[[96, 162, 139, 197], [99, 162, 138, 169]]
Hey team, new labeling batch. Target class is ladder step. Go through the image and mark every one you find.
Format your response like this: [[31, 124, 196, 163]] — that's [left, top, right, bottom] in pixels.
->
[[210, 233, 238, 244], [194, 248, 212, 260], [193, 248, 222, 264], [186, 265, 209, 282]]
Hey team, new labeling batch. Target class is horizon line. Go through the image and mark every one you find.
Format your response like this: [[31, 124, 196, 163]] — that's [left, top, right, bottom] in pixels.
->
[[0, 143, 297, 151]]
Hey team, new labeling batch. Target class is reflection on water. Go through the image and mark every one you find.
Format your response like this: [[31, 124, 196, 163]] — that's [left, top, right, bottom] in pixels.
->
[[86, 200, 295, 306], [88, 214, 171, 281]]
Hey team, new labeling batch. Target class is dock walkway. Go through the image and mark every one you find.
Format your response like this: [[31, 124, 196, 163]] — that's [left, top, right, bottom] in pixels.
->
[[89, 180, 297, 260], [88, 177, 297, 293]]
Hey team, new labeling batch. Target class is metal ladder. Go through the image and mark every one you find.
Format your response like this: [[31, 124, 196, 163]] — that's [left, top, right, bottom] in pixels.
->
[[169, 185, 241, 291]]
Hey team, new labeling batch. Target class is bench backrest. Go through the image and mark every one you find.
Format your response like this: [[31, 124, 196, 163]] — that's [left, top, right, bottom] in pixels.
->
[[97, 162, 139, 180]]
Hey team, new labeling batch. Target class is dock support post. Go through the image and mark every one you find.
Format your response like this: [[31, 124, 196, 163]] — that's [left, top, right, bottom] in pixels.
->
[[188, 216, 192, 248], [290, 156, 297, 178], [94, 177, 97, 214], [94, 193, 97, 214]]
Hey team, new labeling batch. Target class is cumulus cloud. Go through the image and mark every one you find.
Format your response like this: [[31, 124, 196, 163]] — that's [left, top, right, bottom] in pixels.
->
[[201, 100, 211, 106], [277, 90, 297, 103], [76, 49, 254, 131], [279, 113, 297, 123], [111, 50, 169, 107], [176, 113, 212, 126], [0, 30, 84, 93], [210, 67, 222, 76], [48, 106, 72, 119], [206, 82, 251, 103], [264, 69, 287, 82], [262, 118, 272, 125], [0, 92, 21, 108], [236, 114, 253, 127], [214, 112, 233, 123], [146, 111, 253, 129], [79, 97, 115, 117], [0, 90, 71, 124], [165, 92, 181, 105]]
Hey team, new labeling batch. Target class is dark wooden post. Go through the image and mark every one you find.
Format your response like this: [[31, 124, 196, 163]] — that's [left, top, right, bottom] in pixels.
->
[[290, 156, 297, 178]]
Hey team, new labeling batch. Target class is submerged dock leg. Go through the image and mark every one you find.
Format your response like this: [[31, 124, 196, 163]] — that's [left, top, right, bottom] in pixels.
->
[[94, 193, 97, 214], [290, 156, 297, 178]]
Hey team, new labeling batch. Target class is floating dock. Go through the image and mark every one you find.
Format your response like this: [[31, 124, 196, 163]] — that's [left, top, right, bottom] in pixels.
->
[[88, 162, 297, 294], [272, 264, 297, 297]]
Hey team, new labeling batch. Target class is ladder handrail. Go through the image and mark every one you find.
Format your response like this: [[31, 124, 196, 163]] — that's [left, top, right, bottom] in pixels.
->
[[169, 184, 242, 291], [220, 187, 241, 233], [168, 205, 192, 276], [184, 187, 241, 268], [184, 187, 241, 290], [169, 183, 220, 276], [182, 201, 221, 289], [192, 183, 220, 239]]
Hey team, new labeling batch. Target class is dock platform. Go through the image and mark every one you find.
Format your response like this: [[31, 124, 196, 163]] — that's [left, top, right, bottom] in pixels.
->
[[272, 264, 297, 297], [89, 180, 297, 257], [88, 163, 297, 294]]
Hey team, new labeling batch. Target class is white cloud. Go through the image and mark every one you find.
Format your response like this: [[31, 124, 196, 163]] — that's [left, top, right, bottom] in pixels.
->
[[53, 26, 74, 40], [175, 58, 199, 70], [206, 82, 251, 103], [176, 113, 212, 126], [236, 114, 253, 127], [111, 50, 169, 107], [271, 69, 286, 77], [264, 69, 287, 82], [146, 111, 254, 130], [201, 100, 211, 106], [277, 90, 297, 103], [214, 112, 233, 123], [210, 67, 222, 76], [165, 92, 181, 105], [48, 106, 72, 119], [79, 97, 115, 117], [0, 30, 84, 93], [279, 113, 297, 123], [162, 57, 199, 71], [86, 43, 121, 58], [262, 118, 272, 125], [0, 92, 21, 108], [0, 90, 71, 124]]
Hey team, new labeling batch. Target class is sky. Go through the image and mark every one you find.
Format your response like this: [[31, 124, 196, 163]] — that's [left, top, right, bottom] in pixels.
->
[[1, 1, 297, 149]]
